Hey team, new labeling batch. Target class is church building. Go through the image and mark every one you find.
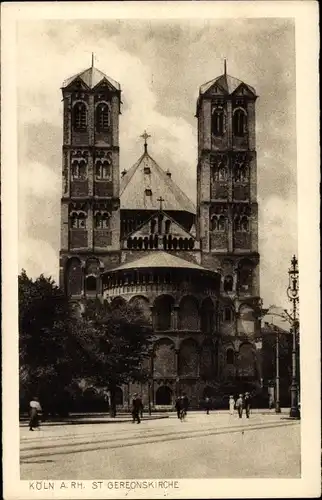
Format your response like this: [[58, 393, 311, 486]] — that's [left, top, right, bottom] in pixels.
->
[[59, 58, 262, 408]]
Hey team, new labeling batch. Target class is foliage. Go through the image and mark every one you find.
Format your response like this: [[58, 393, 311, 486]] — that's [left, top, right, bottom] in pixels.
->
[[19, 271, 153, 416], [75, 298, 153, 387]]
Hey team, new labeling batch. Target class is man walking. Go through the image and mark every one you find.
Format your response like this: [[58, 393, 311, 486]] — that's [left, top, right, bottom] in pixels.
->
[[235, 394, 244, 418], [131, 394, 143, 424], [175, 396, 182, 419], [204, 397, 211, 415], [244, 392, 252, 418]]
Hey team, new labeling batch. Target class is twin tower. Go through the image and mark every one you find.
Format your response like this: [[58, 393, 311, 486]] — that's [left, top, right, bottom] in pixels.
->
[[59, 61, 260, 317]]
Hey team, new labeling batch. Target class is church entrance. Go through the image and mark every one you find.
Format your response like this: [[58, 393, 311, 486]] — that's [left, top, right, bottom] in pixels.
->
[[155, 386, 173, 405]]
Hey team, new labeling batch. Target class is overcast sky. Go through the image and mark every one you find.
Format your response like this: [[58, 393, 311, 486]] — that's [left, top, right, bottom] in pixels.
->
[[17, 18, 297, 309]]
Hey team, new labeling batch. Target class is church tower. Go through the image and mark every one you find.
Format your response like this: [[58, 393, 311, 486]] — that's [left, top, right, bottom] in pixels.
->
[[196, 63, 261, 342], [59, 57, 121, 297]]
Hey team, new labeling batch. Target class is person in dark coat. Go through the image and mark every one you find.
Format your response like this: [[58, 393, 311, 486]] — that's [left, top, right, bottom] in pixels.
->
[[182, 394, 189, 415], [175, 396, 182, 419], [204, 397, 211, 415], [29, 397, 42, 431], [235, 394, 244, 418], [131, 394, 143, 424], [244, 392, 252, 418]]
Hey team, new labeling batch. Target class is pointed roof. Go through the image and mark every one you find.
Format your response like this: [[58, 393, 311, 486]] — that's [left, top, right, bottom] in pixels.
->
[[199, 73, 256, 96], [62, 66, 120, 91], [120, 149, 196, 214], [109, 251, 215, 274]]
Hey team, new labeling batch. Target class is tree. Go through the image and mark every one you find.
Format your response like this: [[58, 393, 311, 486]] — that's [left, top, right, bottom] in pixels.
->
[[19, 270, 86, 415], [74, 298, 153, 416]]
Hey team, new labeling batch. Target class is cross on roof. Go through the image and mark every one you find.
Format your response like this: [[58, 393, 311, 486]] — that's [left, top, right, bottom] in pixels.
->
[[140, 130, 151, 153], [157, 196, 165, 211]]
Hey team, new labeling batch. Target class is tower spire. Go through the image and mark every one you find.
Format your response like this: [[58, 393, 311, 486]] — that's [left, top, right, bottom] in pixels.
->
[[91, 52, 95, 68], [224, 59, 227, 76]]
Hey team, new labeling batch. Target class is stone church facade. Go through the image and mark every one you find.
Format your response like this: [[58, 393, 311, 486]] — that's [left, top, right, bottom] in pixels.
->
[[59, 60, 262, 409]]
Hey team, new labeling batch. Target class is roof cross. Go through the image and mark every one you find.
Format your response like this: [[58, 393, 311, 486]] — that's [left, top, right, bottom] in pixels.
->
[[140, 130, 151, 153], [157, 196, 165, 211]]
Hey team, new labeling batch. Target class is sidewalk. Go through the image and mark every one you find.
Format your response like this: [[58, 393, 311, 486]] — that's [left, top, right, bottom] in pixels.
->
[[20, 408, 292, 427], [20, 413, 170, 427]]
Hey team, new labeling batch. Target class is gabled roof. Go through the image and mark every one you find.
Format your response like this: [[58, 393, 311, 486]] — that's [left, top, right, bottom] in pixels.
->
[[109, 251, 214, 273], [200, 73, 256, 96], [120, 149, 196, 214], [62, 66, 120, 91]]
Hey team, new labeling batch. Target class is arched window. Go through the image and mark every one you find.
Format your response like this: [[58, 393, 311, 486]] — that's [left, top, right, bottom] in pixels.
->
[[66, 257, 83, 296], [212, 107, 225, 136], [73, 102, 87, 131], [85, 275, 97, 294], [233, 108, 247, 137], [154, 295, 174, 331], [70, 211, 87, 229], [238, 265, 253, 293], [95, 211, 110, 229], [95, 159, 111, 180], [151, 219, 157, 234], [211, 216, 218, 231], [218, 215, 226, 231], [224, 275, 233, 292], [224, 306, 233, 322], [234, 216, 241, 232], [179, 296, 199, 330], [226, 348, 234, 365], [165, 220, 171, 234], [240, 216, 249, 232], [95, 102, 110, 132], [178, 338, 199, 376], [154, 339, 176, 377]]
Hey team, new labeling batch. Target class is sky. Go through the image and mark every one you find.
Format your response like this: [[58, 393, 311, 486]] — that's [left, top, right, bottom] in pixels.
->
[[17, 18, 297, 309]]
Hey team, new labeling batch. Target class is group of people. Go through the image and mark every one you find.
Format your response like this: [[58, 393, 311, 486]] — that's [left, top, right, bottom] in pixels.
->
[[202, 393, 253, 418], [230, 392, 252, 418]]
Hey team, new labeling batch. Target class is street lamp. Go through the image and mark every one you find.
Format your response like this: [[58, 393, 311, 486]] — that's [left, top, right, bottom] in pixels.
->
[[287, 255, 300, 419]]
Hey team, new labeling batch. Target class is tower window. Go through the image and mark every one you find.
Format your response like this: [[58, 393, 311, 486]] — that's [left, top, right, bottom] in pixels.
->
[[95, 102, 110, 132], [234, 215, 249, 232], [145, 189, 152, 196], [165, 220, 171, 234], [144, 167, 151, 175], [233, 108, 247, 137], [226, 348, 234, 364], [211, 107, 225, 136], [70, 211, 87, 229], [224, 307, 233, 322], [95, 211, 110, 229], [95, 159, 112, 180], [211, 215, 226, 232], [224, 275, 233, 292], [71, 159, 87, 180], [73, 102, 87, 131]]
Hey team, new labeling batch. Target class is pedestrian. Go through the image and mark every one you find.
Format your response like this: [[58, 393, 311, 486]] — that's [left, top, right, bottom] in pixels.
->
[[29, 396, 42, 431], [139, 394, 144, 419], [131, 394, 143, 424], [175, 396, 182, 419], [244, 392, 252, 418], [235, 394, 244, 418], [204, 396, 211, 415], [229, 395, 235, 415], [182, 393, 189, 417]]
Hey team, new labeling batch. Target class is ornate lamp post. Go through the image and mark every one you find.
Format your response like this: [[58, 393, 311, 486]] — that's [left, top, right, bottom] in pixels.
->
[[287, 255, 300, 419]]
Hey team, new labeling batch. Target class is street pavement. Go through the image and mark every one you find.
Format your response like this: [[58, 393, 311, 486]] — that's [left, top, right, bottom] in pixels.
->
[[20, 412, 301, 480]]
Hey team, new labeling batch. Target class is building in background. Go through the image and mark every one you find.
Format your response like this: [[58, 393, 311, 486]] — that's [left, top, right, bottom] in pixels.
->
[[59, 60, 262, 408]]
